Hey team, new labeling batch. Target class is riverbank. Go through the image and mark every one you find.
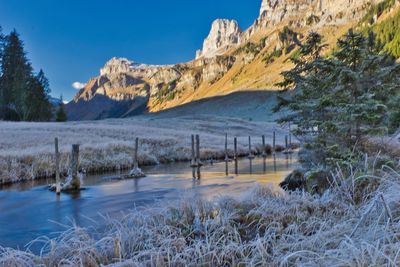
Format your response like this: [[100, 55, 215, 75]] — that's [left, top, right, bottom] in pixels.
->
[[1, 163, 399, 266], [0, 115, 290, 185]]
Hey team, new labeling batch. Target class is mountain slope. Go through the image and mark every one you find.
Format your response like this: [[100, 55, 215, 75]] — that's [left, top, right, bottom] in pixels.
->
[[67, 0, 399, 121]]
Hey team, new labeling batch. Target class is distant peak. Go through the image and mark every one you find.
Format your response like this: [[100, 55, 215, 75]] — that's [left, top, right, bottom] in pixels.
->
[[100, 57, 167, 76]]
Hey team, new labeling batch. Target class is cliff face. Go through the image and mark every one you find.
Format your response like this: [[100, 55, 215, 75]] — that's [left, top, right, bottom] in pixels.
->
[[67, 0, 391, 120], [257, 0, 379, 26], [196, 19, 242, 59]]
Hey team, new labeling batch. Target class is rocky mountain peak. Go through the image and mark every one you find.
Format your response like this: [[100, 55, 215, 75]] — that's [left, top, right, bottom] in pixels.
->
[[100, 57, 134, 76], [100, 57, 167, 76], [196, 19, 242, 59]]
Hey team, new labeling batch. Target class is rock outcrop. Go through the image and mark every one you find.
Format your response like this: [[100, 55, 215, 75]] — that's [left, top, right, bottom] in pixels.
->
[[196, 19, 242, 59], [256, 0, 381, 28]]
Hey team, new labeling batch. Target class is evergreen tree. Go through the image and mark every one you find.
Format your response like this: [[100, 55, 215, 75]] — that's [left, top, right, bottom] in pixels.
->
[[0, 30, 32, 120], [276, 30, 400, 172], [55, 95, 67, 122], [23, 70, 52, 121], [0, 29, 53, 121]]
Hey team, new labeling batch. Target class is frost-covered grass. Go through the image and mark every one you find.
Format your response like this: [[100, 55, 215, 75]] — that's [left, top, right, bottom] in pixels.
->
[[0, 115, 289, 185], [1, 163, 400, 266]]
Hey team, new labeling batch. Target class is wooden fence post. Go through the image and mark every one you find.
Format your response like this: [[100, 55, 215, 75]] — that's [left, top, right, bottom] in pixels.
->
[[285, 135, 288, 153], [273, 131, 276, 155], [55, 138, 61, 194], [70, 144, 80, 190], [196, 135, 201, 179], [248, 136, 254, 175], [134, 137, 139, 169], [234, 137, 238, 174], [191, 135, 196, 179], [262, 135, 266, 158]]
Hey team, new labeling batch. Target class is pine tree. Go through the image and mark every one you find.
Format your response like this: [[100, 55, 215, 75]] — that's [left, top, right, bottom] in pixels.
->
[[0, 29, 53, 121], [0, 30, 32, 120], [23, 70, 52, 121], [55, 95, 67, 122], [276, 30, 400, 172]]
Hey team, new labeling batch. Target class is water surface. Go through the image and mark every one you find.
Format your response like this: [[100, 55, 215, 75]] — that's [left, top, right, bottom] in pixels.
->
[[0, 154, 296, 251]]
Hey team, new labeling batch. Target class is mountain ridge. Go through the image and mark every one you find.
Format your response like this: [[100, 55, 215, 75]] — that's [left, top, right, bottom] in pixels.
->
[[67, 0, 398, 121]]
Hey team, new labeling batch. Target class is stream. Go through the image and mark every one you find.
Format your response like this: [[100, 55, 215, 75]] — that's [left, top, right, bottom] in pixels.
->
[[0, 153, 297, 251]]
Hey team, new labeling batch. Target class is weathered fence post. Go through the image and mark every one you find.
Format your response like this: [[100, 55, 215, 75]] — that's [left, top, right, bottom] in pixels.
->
[[262, 135, 266, 158], [191, 135, 196, 179], [225, 133, 229, 175], [248, 136, 254, 174], [262, 135, 267, 172], [285, 135, 288, 153], [134, 137, 139, 169], [234, 137, 238, 174], [70, 144, 80, 190], [196, 134, 201, 179], [55, 138, 61, 194], [273, 131, 276, 155], [127, 137, 146, 178]]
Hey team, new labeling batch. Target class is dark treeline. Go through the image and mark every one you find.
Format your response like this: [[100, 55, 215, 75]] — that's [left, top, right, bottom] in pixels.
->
[[0, 26, 59, 121]]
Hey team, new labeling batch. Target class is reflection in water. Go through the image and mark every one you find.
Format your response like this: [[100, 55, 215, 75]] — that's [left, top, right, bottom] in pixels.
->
[[189, 153, 289, 179], [286, 154, 289, 169], [234, 158, 238, 175], [68, 190, 82, 200], [263, 158, 266, 173], [0, 153, 298, 251], [197, 165, 201, 180], [134, 178, 139, 192]]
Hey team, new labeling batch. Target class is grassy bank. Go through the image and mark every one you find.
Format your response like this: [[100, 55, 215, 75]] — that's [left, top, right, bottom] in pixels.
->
[[1, 161, 399, 266], [0, 116, 289, 185]]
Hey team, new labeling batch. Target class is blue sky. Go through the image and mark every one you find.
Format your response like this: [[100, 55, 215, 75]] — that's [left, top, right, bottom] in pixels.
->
[[0, 0, 261, 101]]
